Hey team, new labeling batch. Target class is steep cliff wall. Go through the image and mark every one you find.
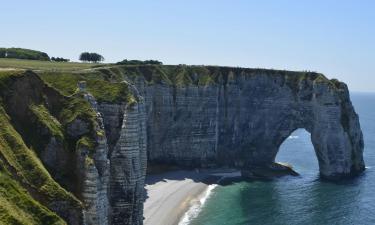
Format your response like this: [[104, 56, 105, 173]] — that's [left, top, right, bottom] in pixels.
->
[[0, 70, 84, 224], [0, 64, 365, 225], [120, 65, 365, 179], [0, 69, 146, 225]]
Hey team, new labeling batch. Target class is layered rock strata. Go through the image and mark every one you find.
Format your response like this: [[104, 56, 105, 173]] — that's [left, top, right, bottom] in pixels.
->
[[79, 87, 147, 225], [125, 68, 364, 180], [0, 67, 365, 225]]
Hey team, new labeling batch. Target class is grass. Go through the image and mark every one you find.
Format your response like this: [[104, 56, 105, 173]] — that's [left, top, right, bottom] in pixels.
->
[[114, 64, 333, 89], [0, 168, 65, 225], [0, 106, 81, 224], [59, 93, 98, 124], [0, 58, 102, 72], [0, 69, 26, 92], [39, 71, 135, 103], [76, 136, 96, 153], [0, 61, 138, 224], [30, 104, 64, 139]]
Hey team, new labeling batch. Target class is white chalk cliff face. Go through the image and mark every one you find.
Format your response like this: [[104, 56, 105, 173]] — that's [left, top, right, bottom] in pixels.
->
[[126, 68, 364, 179], [84, 66, 364, 225]]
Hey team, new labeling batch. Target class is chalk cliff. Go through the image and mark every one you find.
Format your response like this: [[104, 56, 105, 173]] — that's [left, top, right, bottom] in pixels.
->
[[0, 65, 365, 225], [121, 65, 364, 180]]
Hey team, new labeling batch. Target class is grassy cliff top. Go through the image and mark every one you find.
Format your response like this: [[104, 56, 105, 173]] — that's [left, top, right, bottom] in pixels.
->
[[0, 59, 135, 104], [96, 64, 339, 91], [0, 58, 102, 72], [0, 58, 342, 92]]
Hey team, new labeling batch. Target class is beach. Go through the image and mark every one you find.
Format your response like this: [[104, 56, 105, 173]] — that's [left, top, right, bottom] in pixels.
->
[[143, 169, 240, 225]]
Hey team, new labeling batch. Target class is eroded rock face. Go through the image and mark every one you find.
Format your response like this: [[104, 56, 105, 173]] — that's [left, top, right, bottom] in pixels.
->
[[76, 68, 364, 225], [107, 100, 147, 225], [129, 70, 364, 179]]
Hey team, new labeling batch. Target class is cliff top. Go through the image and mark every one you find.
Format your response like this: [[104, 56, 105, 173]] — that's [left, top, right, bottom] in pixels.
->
[[0, 59, 345, 103]]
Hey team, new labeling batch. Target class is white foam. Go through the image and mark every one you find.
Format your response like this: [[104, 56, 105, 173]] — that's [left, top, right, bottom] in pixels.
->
[[288, 135, 299, 139], [178, 183, 218, 225]]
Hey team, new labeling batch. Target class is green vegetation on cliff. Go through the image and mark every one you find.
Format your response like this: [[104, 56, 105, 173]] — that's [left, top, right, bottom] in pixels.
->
[[0, 66, 140, 224], [40, 71, 135, 103], [0, 70, 100, 224], [0, 58, 343, 225], [30, 104, 64, 139], [0, 105, 77, 225], [0, 169, 64, 225]]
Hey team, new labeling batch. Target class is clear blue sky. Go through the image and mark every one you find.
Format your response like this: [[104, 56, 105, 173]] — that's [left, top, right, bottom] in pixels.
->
[[1, 0, 374, 92]]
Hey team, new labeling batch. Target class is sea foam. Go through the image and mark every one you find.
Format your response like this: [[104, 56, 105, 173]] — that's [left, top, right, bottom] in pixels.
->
[[178, 183, 218, 225]]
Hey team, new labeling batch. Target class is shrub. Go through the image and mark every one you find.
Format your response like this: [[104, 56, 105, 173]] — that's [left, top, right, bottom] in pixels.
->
[[51, 57, 70, 62]]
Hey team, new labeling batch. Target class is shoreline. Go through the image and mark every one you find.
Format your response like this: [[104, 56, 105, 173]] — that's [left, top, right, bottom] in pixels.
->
[[143, 169, 240, 225]]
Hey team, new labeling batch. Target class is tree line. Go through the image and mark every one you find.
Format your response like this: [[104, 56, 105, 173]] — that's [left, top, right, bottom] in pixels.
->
[[1, 47, 163, 66], [116, 59, 162, 65], [0, 48, 50, 61], [51, 57, 69, 62]]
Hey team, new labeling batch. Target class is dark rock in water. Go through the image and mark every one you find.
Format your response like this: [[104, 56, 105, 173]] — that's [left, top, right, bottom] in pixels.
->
[[241, 163, 299, 179]]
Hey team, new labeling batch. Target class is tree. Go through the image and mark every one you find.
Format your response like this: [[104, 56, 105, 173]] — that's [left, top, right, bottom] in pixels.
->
[[143, 60, 162, 65], [0, 49, 5, 58], [79, 52, 90, 62], [79, 52, 104, 63]]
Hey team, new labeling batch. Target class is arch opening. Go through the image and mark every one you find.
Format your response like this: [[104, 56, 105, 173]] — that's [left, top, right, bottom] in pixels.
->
[[276, 128, 319, 176]]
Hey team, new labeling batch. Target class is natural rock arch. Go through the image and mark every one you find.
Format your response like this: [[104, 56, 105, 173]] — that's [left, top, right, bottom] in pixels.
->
[[237, 99, 363, 180], [132, 68, 365, 180]]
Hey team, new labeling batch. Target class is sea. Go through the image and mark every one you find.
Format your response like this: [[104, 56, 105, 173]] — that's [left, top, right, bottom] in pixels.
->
[[184, 92, 375, 225]]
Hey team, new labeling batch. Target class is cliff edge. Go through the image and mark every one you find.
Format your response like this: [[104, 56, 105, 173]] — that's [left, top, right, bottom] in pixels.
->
[[0, 64, 365, 225], [118, 65, 364, 179]]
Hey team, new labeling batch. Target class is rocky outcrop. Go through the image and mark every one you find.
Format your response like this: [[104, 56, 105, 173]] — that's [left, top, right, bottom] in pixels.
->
[[105, 100, 147, 225], [78, 90, 146, 225], [80, 92, 110, 225], [124, 67, 365, 180]]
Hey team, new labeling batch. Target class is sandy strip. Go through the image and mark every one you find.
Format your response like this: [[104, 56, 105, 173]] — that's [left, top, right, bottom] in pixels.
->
[[144, 169, 240, 225]]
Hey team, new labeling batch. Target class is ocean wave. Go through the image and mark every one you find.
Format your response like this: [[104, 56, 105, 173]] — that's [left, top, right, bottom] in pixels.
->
[[178, 184, 218, 225]]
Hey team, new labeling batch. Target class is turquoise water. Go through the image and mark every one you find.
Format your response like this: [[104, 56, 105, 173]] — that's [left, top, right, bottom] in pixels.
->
[[189, 93, 375, 225]]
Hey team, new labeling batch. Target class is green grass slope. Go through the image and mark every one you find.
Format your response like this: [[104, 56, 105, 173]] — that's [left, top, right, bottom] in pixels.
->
[[0, 106, 68, 225], [0, 167, 64, 225], [0, 61, 138, 224]]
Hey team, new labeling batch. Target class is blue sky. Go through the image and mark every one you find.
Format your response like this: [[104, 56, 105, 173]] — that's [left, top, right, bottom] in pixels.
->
[[1, 0, 374, 91]]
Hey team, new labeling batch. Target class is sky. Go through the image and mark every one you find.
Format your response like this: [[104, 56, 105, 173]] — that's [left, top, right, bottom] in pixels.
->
[[1, 0, 374, 92]]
